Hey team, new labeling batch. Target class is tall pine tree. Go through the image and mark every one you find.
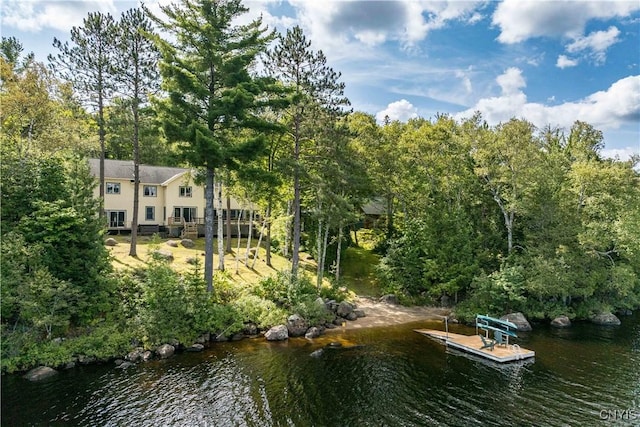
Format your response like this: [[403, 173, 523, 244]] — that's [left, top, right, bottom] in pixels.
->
[[115, 8, 160, 257], [49, 12, 117, 212], [148, 0, 283, 292], [268, 25, 349, 280]]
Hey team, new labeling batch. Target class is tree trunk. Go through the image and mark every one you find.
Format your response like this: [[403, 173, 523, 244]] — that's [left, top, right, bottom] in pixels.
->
[[98, 90, 105, 218], [291, 116, 301, 279], [266, 199, 272, 267], [226, 193, 232, 253], [316, 211, 324, 290], [205, 167, 215, 292], [235, 209, 243, 274], [335, 222, 343, 284], [217, 180, 225, 270], [284, 200, 292, 258], [129, 99, 140, 257], [251, 215, 267, 269], [244, 209, 254, 265]]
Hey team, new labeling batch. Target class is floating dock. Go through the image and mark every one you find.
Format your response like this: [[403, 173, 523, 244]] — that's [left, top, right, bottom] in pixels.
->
[[414, 329, 535, 363]]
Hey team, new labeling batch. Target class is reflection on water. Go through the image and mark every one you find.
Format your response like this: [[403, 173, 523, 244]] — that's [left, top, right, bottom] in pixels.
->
[[2, 313, 639, 426]]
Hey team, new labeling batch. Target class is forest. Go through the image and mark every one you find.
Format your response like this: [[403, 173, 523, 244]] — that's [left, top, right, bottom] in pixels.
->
[[1, 0, 639, 373]]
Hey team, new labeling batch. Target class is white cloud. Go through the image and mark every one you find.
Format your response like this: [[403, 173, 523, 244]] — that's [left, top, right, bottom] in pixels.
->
[[1, 0, 118, 32], [376, 99, 419, 123], [556, 55, 579, 68], [601, 146, 640, 162], [492, 0, 639, 44], [496, 67, 525, 95], [566, 26, 621, 64], [456, 70, 640, 134], [288, 0, 485, 57]]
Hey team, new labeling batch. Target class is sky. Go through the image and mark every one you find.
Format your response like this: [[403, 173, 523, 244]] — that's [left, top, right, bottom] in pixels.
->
[[2, 0, 639, 161]]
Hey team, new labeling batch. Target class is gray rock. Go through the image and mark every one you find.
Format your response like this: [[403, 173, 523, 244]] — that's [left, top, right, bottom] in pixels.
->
[[500, 312, 532, 331], [64, 361, 76, 370], [287, 314, 308, 337], [152, 249, 174, 261], [346, 312, 358, 321], [141, 351, 153, 362], [310, 349, 324, 358], [333, 318, 346, 326], [324, 322, 337, 329], [551, 315, 572, 328], [156, 344, 175, 359], [354, 309, 366, 318], [326, 342, 343, 348], [617, 309, 633, 316], [326, 300, 339, 312], [196, 333, 210, 344], [186, 256, 198, 265], [591, 312, 621, 326], [104, 238, 118, 246], [114, 359, 125, 366], [315, 297, 325, 307], [242, 323, 258, 336], [126, 348, 144, 362], [24, 366, 57, 381], [187, 344, 205, 352], [181, 239, 195, 248], [116, 361, 134, 369], [336, 301, 354, 318], [380, 294, 399, 305], [265, 325, 289, 341], [166, 240, 179, 247], [77, 355, 96, 365], [305, 327, 321, 339]]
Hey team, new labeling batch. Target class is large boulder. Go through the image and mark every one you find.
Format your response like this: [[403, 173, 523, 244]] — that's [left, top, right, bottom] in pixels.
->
[[186, 344, 205, 352], [125, 348, 144, 363], [500, 312, 532, 332], [104, 238, 118, 246], [265, 325, 289, 341], [156, 344, 175, 359], [287, 314, 308, 337], [181, 239, 195, 248], [166, 240, 179, 247], [305, 327, 321, 339], [551, 315, 572, 328], [24, 366, 57, 381], [336, 301, 354, 318], [591, 312, 621, 326], [151, 249, 174, 262]]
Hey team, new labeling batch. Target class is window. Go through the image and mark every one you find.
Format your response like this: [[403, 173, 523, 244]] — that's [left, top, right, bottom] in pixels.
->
[[107, 211, 126, 227], [179, 186, 192, 197], [106, 182, 121, 194], [145, 206, 155, 221], [144, 185, 157, 197]]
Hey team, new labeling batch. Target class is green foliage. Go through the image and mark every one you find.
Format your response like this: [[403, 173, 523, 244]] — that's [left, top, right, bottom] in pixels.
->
[[255, 270, 317, 307], [232, 294, 287, 329]]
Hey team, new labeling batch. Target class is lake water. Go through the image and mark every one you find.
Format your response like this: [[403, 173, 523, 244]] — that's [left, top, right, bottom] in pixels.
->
[[2, 313, 639, 426]]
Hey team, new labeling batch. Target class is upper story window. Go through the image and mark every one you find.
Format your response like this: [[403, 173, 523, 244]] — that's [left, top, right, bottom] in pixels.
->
[[144, 185, 157, 197], [179, 186, 192, 197], [106, 182, 121, 194]]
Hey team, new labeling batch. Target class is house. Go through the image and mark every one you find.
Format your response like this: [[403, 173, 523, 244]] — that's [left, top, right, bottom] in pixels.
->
[[88, 159, 253, 237], [360, 198, 386, 229]]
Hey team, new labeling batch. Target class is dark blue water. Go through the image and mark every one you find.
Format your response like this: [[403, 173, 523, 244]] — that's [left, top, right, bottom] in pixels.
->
[[2, 313, 639, 426]]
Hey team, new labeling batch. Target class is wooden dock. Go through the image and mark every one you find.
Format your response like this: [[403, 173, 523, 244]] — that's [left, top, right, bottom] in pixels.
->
[[414, 329, 535, 363]]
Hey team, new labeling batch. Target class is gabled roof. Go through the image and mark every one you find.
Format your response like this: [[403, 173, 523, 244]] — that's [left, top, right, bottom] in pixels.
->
[[361, 198, 385, 216], [88, 159, 190, 185]]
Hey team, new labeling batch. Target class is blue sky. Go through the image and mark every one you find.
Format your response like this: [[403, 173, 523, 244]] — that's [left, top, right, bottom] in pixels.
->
[[2, 0, 639, 160]]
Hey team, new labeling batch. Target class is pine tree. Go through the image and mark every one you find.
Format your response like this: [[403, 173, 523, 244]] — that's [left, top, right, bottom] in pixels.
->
[[49, 12, 117, 213], [148, 0, 283, 292], [115, 8, 160, 257], [268, 25, 349, 280]]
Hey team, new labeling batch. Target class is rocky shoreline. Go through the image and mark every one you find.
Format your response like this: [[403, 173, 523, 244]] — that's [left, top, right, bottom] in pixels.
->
[[21, 297, 630, 381]]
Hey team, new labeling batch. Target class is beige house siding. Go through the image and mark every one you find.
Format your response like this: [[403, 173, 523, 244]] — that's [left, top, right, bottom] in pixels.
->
[[89, 159, 251, 232]]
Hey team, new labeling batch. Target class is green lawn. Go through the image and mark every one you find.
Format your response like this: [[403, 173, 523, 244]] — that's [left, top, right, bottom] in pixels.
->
[[340, 246, 382, 297]]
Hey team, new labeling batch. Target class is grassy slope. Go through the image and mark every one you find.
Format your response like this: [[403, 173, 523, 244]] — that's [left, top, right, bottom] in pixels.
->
[[107, 235, 382, 294]]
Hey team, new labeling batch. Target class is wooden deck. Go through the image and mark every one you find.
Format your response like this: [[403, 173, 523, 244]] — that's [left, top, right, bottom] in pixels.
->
[[414, 329, 535, 363]]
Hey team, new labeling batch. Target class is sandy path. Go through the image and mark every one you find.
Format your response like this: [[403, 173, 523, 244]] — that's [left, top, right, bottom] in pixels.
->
[[343, 296, 451, 330]]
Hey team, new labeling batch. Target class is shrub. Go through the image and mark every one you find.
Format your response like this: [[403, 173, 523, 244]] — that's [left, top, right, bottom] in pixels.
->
[[232, 295, 287, 329]]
